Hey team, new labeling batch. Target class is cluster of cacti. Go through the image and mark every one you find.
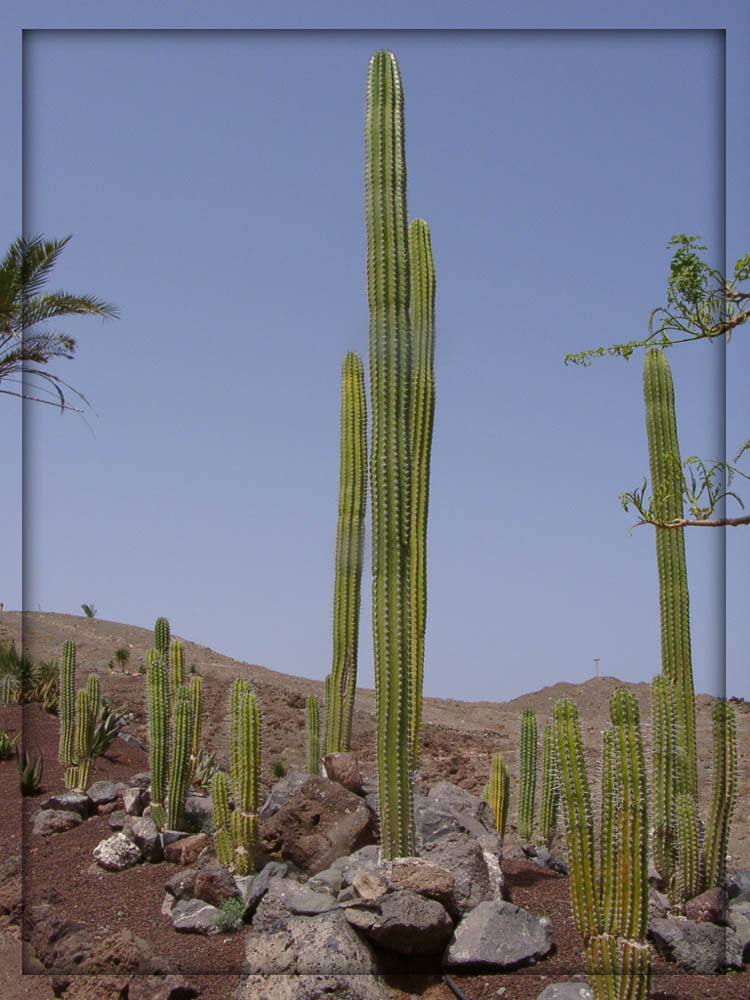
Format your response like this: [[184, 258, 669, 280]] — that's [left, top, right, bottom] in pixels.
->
[[537, 722, 559, 849], [643, 349, 738, 906], [365, 49, 437, 859], [554, 692, 651, 1000], [306, 695, 320, 775], [483, 751, 510, 838], [652, 674, 737, 907], [58, 640, 99, 792], [145, 618, 203, 830], [324, 351, 367, 756], [211, 678, 261, 876], [518, 708, 537, 845]]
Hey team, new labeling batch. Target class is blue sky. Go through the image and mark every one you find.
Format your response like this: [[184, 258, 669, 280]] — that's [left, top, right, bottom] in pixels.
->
[[2, 3, 748, 702]]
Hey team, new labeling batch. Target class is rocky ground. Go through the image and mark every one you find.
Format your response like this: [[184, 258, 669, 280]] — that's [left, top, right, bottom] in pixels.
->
[[1, 611, 748, 999]]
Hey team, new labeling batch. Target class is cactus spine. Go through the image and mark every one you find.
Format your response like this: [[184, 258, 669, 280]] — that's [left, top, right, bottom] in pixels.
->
[[485, 751, 510, 838], [307, 695, 320, 775], [325, 351, 367, 755], [643, 347, 697, 802], [155, 616, 170, 662], [366, 49, 414, 859], [518, 708, 537, 845], [170, 638, 185, 695], [554, 693, 651, 1000], [538, 722, 559, 849], [407, 217, 435, 775], [166, 686, 192, 831]]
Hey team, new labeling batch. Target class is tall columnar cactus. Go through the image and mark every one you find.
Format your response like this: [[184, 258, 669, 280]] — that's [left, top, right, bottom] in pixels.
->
[[484, 751, 510, 838], [518, 708, 538, 845], [72, 688, 95, 792], [538, 722, 559, 849], [166, 686, 193, 831], [643, 347, 697, 803], [307, 695, 320, 775], [366, 49, 414, 859], [407, 217, 435, 776], [325, 351, 367, 755], [59, 640, 76, 785], [211, 770, 234, 869], [554, 693, 651, 1000], [147, 653, 169, 829]]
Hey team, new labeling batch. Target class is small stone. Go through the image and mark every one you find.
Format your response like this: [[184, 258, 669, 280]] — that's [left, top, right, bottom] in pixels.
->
[[123, 787, 144, 816], [193, 868, 241, 907], [165, 868, 199, 900], [127, 816, 163, 863], [97, 801, 121, 816], [86, 780, 118, 806], [685, 886, 728, 925], [108, 810, 129, 830], [39, 792, 91, 818], [170, 898, 221, 935], [322, 752, 364, 794], [32, 809, 83, 836], [163, 833, 211, 866], [353, 868, 388, 900], [536, 985, 594, 1000], [93, 832, 143, 871], [130, 772, 151, 788]]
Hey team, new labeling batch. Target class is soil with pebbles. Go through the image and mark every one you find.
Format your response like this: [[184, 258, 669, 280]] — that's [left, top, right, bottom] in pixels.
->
[[1, 611, 748, 999]]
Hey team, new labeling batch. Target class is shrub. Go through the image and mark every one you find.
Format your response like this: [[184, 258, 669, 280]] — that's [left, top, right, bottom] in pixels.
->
[[0, 728, 19, 760], [17, 748, 44, 795], [211, 896, 245, 933]]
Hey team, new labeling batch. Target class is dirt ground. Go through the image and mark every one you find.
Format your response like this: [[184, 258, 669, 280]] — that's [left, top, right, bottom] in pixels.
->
[[1, 611, 748, 999]]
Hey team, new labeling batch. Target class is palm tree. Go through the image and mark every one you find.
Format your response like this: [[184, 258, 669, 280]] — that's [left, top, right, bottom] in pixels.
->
[[0, 234, 118, 411]]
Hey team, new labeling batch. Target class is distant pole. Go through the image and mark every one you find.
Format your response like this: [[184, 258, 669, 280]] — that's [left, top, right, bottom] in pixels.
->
[[593, 657, 600, 678]]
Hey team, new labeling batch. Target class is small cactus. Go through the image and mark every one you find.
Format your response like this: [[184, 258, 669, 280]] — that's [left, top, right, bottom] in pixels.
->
[[58, 640, 76, 779], [306, 695, 320, 775], [147, 653, 169, 829], [57, 642, 98, 792], [485, 751, 510, 838], [518, 708, 537, 845], [167, 687, 193, 831]]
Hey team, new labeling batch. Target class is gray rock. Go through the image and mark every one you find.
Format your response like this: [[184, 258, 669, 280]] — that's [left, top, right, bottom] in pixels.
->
[[648, 916, 744, 973], [346, 889, 453, 956], [194, 867, 242, 907], [39, 792, 91, 818], [728, 900, 750, 961], [327, 845, 382, 889], [123, 786, 145, 816], [252, 879, 337, 931], [165, 868, 199, 900], [127, 815, 163, 862], [32, 809, 83, 836], [130, 771, 152, 788], [161, 893, 175, 916], [161, 829, 190, 848], [93, 832, 143, 871], [259, 769, 309, 819], [86, 780, 118, 805], [242, 909, 379, 974], [443, 900, 553, 970], [234, 874, 254, 901], [108, 809, 129, 830], [648, 887, 673, 921], [536, 985, 593, 1000], [728, 870, 750, 904], [170, 898, 222, 935], [236, 974, 389, 1000], [531, 846, 568, 875], [0, 855, 21, 885], [241, 861, 289, 921], [420, 829, 492, 915], [426, 781, 497, 835], [307, 866, 344, 895]]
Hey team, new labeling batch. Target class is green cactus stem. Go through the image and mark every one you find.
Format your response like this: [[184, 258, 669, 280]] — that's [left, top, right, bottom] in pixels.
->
[[231, 688, 261, 876], [643, 347, 697, 803], [326, 350, 367, 755], [147, 654, 169, 829], [154, 616, 171, 660], [518, 708, 538, 845], [187, 674, 203, 785], [166, 686, 193, 830], [407, 217, 435, 775], [211, 769, 234, 869], [170, 638, 185, 695], [675, 792, 701, 903], [702, 698, 737, 892], [366, 48, 414, 860], [73, 688, 95, 791], [59, 640, 76, 779], [651, 674, 677, 897], [307, 695, 320, 775], [486, 751, 510, 838], [537, 722, 559, 849]]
